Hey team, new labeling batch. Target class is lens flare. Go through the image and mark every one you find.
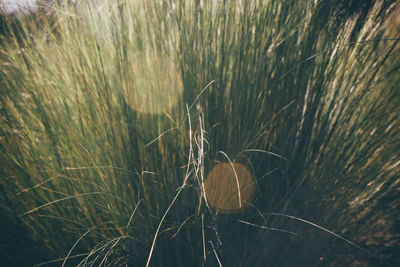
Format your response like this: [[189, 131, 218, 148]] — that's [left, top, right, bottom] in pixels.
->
[[124, 55, 183, 114], [204, 163, 256, 213]]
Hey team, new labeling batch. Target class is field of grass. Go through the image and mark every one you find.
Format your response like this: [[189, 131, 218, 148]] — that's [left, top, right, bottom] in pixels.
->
[[0, 0, 399, 266]]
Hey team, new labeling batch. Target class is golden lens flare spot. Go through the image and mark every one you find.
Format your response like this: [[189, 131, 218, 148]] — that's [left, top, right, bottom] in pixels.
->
[[204, 163, 256, 213], [124, 55, 183, 114]]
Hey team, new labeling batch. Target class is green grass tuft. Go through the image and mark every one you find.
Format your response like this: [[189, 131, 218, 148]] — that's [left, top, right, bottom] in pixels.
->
[[1, 0, 399, 266]]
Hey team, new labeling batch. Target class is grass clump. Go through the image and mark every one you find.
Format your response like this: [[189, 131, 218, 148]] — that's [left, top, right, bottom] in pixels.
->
[[0, 0, 399, 266]]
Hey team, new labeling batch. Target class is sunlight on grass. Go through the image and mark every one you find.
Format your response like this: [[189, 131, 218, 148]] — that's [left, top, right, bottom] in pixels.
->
[[0, 0, 399, 266]]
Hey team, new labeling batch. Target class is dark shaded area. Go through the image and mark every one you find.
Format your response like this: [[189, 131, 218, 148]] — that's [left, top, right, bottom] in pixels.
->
[[0, 208, 49, 266]]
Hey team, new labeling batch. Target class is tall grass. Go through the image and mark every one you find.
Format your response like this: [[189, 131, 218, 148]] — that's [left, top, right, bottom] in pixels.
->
[[0, 0, 399, 266]]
